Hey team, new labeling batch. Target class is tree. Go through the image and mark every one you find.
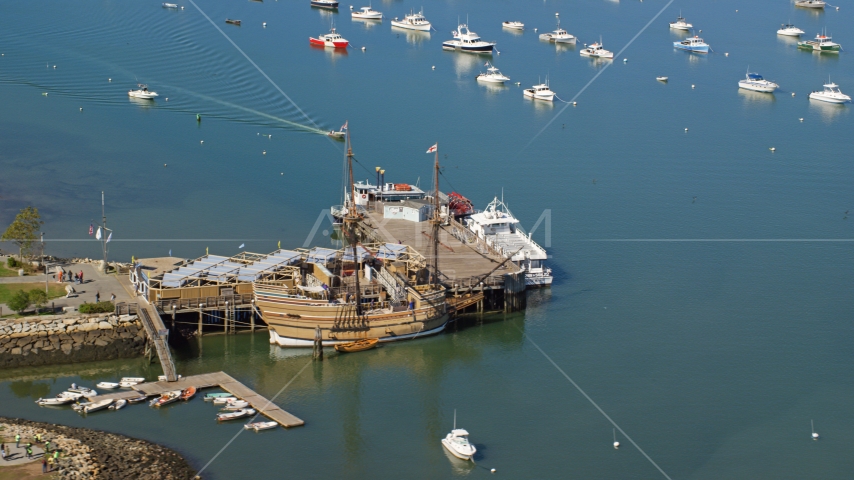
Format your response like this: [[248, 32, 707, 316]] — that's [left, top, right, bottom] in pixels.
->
[[6, 290, 30, 314], [28, 289, 48, 313], [1, 206, 43, 261]]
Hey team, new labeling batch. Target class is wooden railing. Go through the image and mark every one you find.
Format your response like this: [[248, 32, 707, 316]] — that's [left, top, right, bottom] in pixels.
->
[[155, 294, 254, 311]]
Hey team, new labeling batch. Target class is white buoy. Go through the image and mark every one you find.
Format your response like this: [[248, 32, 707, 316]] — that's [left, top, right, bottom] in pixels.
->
[[623, 58, 627, 62], [691, 84, 695, 89], [491, 468, 496, 473], [792, 92, 796, 97], [281, 172, 284, 175], [108, 78, 111, 82], [200, 140, 204, 144], [685, 128, 689, 132], [350, 5, 354, 9], [42, 92, 48, 96], [769, 147, 776, 152], [613, 428, 620, 449], [799, 118, 804, 122], [555, 12, 559, 16], [262, 150, 266, 155], [165, 98, 168, 101], [263, 22, 267, 27], [725, 52, 729, 57], [361, 46, 366, 51], [431, 66, 435, 70], [572, 102, 577, 106], [534, 28, 538, 32], [164, 163, 167, 167], [812, 420, 819, 440], [79, 107, 83, 112]]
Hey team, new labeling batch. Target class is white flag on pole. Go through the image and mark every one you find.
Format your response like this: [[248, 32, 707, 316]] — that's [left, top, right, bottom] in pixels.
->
[[106, 232, 112, 243], [239, 243, 245, 249], [426, 144, 438, 153], [95, 227, 102, 240]]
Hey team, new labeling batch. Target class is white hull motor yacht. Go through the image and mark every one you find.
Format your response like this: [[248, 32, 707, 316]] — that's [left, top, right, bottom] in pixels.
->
[[128, 84, 158, 99], [502, 21, 524, 30], [523, 78, 556, 102], [795, 0, 825, 8], [539, 17, 575, 44], [443, 23, 495, 53], [777, 23, 804, 37], [390, 9, 431, 31], [351, 5, 382, 19], [310, 0, 339, 9], [580, 38, 614, 58], [809, 82, 851, 104], [670, 14, 693, 31], [476, 62, 510, 83], [466, 196, 553, 287], [441, 411, 476, 461], [738, 71, 778, 93]]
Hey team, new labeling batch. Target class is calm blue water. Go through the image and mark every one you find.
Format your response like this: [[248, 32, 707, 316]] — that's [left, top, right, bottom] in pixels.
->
[[2, 0, 854, 478]]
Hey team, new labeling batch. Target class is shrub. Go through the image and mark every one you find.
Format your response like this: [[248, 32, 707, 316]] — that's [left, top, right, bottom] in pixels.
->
[[78, 301, 115, 314], [7, 290, 30, 313], [28, 289, 48, 311], [7, 257, 18, 268]]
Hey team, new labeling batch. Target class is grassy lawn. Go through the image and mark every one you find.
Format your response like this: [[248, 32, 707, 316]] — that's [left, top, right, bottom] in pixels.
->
[[0, 283, 66, 304], [0, 264, 21, 277]]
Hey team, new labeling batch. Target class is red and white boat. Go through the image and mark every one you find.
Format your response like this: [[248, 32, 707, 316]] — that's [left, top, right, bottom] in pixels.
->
[[310, 27, 349, 49]]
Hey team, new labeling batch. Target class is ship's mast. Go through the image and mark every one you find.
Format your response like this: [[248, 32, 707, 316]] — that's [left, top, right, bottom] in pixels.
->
[[344, 126, 362, 316]]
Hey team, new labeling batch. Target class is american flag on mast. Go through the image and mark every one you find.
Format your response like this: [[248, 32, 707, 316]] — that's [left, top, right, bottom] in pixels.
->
[[426, 143, 438, 153], [89, 223, 94, 236], [340, 121, 348, 131]]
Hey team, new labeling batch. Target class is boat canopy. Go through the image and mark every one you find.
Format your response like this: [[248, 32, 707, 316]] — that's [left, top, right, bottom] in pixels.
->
[[159, 251, 302, 287], [450, 428, 470, 436], [747, 73, 764, 80]]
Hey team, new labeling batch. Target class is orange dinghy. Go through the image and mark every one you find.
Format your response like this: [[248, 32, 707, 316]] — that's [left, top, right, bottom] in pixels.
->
[[180, 386, 196, 401], [334, 338, 379, 353]]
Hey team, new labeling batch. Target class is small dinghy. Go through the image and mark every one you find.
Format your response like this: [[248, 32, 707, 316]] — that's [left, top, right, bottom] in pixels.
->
[[158, 374, 182, 381], [502, 21, 524, 30], [220, 400, 251, 411], [212, 396, 238, 405], [162, 3, 179, 8], [151, 390, 182, 407], [244, 421, 278, 431], [180, 386, 197, 401], [225, 19, 241, 26], [97, 382, 120, 390], [204, 393, 234, 402], [36, 396, 75, 406], [76, 399, 114, 414], [656, 76, 669, 82], [120, 377, 145, 385], [58, 391, 85, 400], [217, 408, 256, 421], [334, 338, 379, 353], [127, 395, 148, 404], [109, 399, 128, 410]]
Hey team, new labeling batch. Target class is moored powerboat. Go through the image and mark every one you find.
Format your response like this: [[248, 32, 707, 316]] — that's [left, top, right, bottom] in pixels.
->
[[390, 9, 431, 31], [97, 382, 120, 389], [310, 0, 338, 9], [798, 33, 841, 52], [502, 21, 524, 30], [580, 38, 614, 58], [809, 82, 851, 104], [127, 395, 148, 404], [220, 400, 251, 411], [795, 0, 825, 9], [539, 17, 575, 44], [128, 84, 158, 99], [162, 3, 179, 8], [441, 411, 476, 461], [204, 392, 234, 402], [217, 408, 256, 421], [674, 36, 709, 53], [245, 421, 278, 431], [476, 62, 510, 84], [523, 79, 555, 102], [669, 14, 693, 31], [777, 23, 804, 37], [738, 71, 779, 93], [36, 396, 75, 406], [212, 396, 238, 405], [180, 386, 196, 401], [351, 5, 382, 19], [109, 399, 128, 410], [310, 27, 349, 48], [75, 399, 114, 414], [151, 390, 182, 407], [443, 23, 495, 53]]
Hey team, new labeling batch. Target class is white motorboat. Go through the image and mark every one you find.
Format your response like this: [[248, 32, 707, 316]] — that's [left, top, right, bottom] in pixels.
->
[[539, 18, 575, 44], [76, 399, 114, 414], [58, 391, 85, 400], [119, 381, 139, 388], [656, 76, 669, 82], [217, 408, 256, 421], [351, 5, 382, 19], [476, 62, 510, 84], [311, 0, 339, 9], [120, 377, 146, 384], [220, 400, 251, 411], [212, 396, 238, 405], [158, 374, 182, 381], [777, 23, 804, 37], [809, 82, 851, 104], [795, 0, 825, 9], [502, 21, 524, 30], [109, 399, 128, 410], [97, 382, 120, 389], [128, 84, 158, 100], [738, 71, 778, 93], [441, 411, 476, 461], [127, 395, 148, 404], [245, 421, 278, 431], [443, 23, 496, 54], [310, 27, 349, 48], [669, 14, 693, 31], [523, 79, 556, 102], [36, 396, 75, 406], [466, 196, 553, 287], [674, 36, 710, 53], [580, 38, 614, 58], [162, 3, 179, 8], [151, 390, 182, 407], [390, 9, 431, 31], [204, 393, 234, 402]]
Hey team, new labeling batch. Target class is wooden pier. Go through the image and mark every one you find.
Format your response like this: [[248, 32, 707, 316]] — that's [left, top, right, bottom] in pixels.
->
[[88, 372, 304, 428]]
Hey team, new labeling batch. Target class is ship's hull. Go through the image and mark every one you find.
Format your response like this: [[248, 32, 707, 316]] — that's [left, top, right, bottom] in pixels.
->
[[268, 319, 448, 347], [390, 20, 431, 31], [442, 41, 495, 53]]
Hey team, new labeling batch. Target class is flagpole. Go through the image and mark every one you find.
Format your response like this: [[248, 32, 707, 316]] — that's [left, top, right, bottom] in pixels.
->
[[101, 191, 107, 271]]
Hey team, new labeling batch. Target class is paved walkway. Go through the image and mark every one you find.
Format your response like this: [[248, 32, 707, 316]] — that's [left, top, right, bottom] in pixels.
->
[[0, 255, 132, 317], [1, 442, 45, 466]]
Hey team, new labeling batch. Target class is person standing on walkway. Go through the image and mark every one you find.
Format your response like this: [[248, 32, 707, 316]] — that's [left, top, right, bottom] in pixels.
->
[[95, 292, 100, 303], [45, 440, 51, 452], [58, 270, 63, 282], [26, 446, 32, 459], [42, 458, 47, 473], [111, 293, 116, 302], [14, 434, 20, 447], [1, 446, 5, 462], [79, 271, 84, 284]]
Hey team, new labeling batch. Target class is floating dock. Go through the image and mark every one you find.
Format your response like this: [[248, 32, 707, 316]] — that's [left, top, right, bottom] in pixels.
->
[[88, 371, 304, 428]]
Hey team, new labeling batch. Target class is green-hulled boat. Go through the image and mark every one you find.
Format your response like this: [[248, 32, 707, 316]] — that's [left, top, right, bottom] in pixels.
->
[[798, 33, 841, 52]]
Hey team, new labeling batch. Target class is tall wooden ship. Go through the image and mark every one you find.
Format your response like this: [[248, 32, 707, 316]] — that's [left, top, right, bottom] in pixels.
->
[[255, 127, 450, 347]]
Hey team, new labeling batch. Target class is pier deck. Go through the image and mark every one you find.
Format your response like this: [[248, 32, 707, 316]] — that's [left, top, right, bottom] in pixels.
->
[[88, 372, 304, 428]]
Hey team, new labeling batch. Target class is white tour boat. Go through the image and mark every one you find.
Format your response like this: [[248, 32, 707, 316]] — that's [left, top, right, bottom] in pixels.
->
[[390, 9, 431, 31], [310, 27, 349, 48], [502, 21, 524, 30], [476, 62, 510, 84], [795, 0, 825, 9], [351, 5, 382, 19], [539, 18, 576, 44], [738, 71, 778, 93], [669, 14, 693, 31], [128, 84, 158, 100], [777, 23, 804, 37], [466, 196, 553, 287], [245, 421, 278, 431], [580, 38, 614, 58], [441, 411, 476, 461], [523, 79, 556, 102], [443, 23, 495, 53], [36, 396, 75, 406], [809, 82, 851, 104]]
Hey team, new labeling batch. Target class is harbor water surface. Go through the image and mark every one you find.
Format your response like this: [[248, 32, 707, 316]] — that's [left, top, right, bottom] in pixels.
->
[[1, 0, 853, 478]]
